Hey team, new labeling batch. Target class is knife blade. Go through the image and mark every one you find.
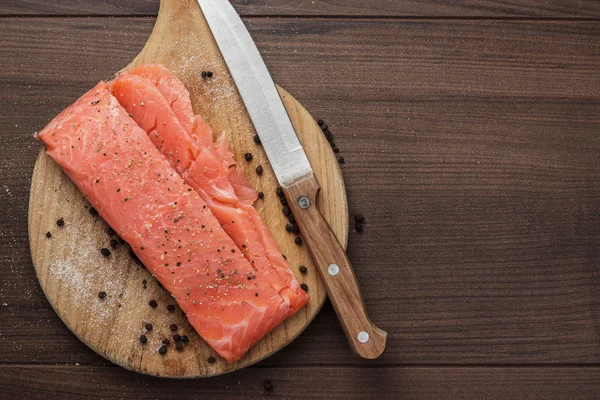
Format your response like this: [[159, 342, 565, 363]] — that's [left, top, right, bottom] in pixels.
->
[[198, 0, 387, 359]]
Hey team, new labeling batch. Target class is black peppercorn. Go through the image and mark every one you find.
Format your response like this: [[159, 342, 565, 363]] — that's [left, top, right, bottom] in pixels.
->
[[109, 239, 119, 249], [338, 156, 345, 164], [56, 218, 64, 227], [100, 248, 111, 257], [167, 304, 175, 312], [244, 152, 253, 161], [253, 134, 261, 144], [98, 291, 107, 299], [207, 356, 216, 363], [288, 214, 295, 224], [299, 266, 307, 274], [89, 207, 98, 217], [263, 380, 274, 392], [333, 146, 340, 153], [170, 323, 178, 332], [175, 342, 184, 351], [320, 124, 328, 131], [139, 335, 148, 345], [149, 300, 158, 308], [206, 71, 213, 78], [45, 231, 52, 238], [276, 187, 284, 197], [355, 214, 365, 223], [282, 206, 291, 215], [158, 345, 168, 355], [201, 71, 207, 78], [258, 191, 264, 199], [317, 119, 324, 126], [173, 334, 182, 342], [280, 196, 288, 206], [290, 225, 299, 234], [181, 335, 189, 343], [355, 223, 364, 233], [162, 338, 170, 346], [300, 283, 308, 292], [295, 237, 303, 245], [145, 323, 153, 331], [106, 227, 115, 236], [255, 165, 263, 175]]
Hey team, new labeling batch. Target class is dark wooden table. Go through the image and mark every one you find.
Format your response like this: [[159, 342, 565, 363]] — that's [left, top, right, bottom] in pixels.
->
[[1, 1, 600, 398]]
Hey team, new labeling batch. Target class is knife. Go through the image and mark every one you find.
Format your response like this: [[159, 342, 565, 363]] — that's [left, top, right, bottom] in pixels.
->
[[198, 0, 387, 359]]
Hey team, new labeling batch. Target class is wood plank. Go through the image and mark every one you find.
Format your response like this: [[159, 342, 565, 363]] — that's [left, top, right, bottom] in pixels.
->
[[2, 0, 600, 18], [1, 365, 599, 399], [1, 18, 600, 366]]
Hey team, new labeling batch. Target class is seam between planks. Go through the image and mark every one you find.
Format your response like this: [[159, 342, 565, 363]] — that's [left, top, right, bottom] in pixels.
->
[[0, 15, 600, 22]]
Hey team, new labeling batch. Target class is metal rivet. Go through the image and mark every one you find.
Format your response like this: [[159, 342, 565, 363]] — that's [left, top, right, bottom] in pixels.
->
[[357, 331, 369, 343], [328, 264, 339, 276], [298, 196, 311, 209]]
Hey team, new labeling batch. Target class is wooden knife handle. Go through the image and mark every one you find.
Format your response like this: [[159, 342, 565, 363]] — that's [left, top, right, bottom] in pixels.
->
[[285, 175, 387, 359]]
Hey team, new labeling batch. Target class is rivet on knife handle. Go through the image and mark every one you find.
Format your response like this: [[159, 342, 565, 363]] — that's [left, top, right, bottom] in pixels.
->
[[285, 175, 388, 359]]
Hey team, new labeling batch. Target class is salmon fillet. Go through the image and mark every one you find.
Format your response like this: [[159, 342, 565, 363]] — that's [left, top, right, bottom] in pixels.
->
[[111, 65, 309, 314], [36, 82, 293, 362]]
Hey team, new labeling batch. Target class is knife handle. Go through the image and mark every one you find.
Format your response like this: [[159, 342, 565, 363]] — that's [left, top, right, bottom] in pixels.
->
[[285, 175, 387, 359]]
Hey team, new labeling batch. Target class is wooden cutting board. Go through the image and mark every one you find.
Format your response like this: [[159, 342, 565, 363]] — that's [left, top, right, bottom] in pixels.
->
[[28, 0, 347, 378]]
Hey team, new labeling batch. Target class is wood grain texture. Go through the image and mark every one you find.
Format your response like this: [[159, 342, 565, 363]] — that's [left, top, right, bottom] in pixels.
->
[[2, 0, 600, 18], [1, 11, 600, 375], [26, 1, 347, 377], [1, 365, 600, 399]]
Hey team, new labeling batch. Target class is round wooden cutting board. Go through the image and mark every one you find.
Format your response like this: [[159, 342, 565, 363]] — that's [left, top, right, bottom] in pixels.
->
[[28, 0, 347, 378]]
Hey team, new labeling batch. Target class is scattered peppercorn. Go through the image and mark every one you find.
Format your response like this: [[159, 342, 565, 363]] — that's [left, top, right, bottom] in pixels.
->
[[175, 342, 184, 351], [280, 196, 288, 206], [98, 291, 107, 299], [276, 187, 284, 197], [253, 134, 261, 144], [145, 323, 153, 331], [167, 304, 175, 312], [288, 214, 296, 224], [263, 380, 274, 392], [201, 71, 207, 78], [100, 248, 111, 257], [207, 71, 213, 78], [282, 206, 291, 215], [258, 191, 264, 199], [149, 300, 158, 308], [89, 207, 98, 217], [139, 335, 148, 345], [170, 324, 178, 332], [244, 152, 253, 161], [338, 156, 345, 164], [317, 119, 324, 126], [109, 239, 119, 249], [45, 231, 52, 238], [181, 335, 189, 343], [255, 165, 263, 175], [173, 334, 182, 342], [355, 223, 364, 233], [290, 225, 299, 234], [295, 237, 303, 245], [106, 227, 115, 236], [320, 124, 328, 132], [355, 214, 365, 223], [301, 283, 309, 292], [207, 356, 216, 364], [56, 218, 64, 227], [162, 338, 171, 346], [299, 266, 308, 274], [333, 146, 340, 153], [158, 345, 168, 355], [285, 224, 293, 232]]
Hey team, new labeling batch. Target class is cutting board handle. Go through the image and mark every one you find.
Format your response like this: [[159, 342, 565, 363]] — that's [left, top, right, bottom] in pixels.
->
[[285, 175, 387, 359]]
